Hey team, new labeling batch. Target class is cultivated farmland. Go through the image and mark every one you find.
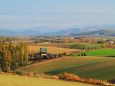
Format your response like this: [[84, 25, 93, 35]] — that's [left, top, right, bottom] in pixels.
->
[[20, 56, 115, 80], [28, 45, 84, 54], [39, 43, 105, 49], [45, 57, 115, 80], [71, 49, 115, 56], [0, 74, 96, 86], [21, 56, 108, 73]]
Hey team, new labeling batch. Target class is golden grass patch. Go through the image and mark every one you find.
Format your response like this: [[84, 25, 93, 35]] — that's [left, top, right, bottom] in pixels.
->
[[28, 45, 84, 55]]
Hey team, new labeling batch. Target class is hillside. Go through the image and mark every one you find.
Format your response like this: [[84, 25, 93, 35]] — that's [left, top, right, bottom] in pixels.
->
[[70, 30, 115, 37], [21, 56, 107, 73], [19, 56, 115, 80], [45, 57, 115, 80], [0, 74, 96, 86]]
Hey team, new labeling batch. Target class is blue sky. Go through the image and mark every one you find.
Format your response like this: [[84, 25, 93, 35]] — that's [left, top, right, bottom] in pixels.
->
[[0, 0, 115, 31]]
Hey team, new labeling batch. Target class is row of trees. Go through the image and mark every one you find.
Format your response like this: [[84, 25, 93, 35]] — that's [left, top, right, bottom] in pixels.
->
[[70, 44, 104, 50], [0, 41, 28, 72]]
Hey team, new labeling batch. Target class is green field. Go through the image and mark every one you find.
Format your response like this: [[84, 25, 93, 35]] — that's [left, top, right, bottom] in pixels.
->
[[71, 49, 115, 56], [45, 57, 115, 80], [20, 56, 115, 80], [0, 74, 96, 86], [21, 56, 108, 73]]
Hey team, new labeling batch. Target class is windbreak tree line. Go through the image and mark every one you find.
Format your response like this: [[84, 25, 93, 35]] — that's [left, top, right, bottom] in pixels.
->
[[70, 44, 104, 50], [0, 41, 28, 72]]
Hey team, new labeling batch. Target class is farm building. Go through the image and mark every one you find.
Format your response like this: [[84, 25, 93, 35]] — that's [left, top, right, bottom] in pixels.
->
[[40, 48, 47, 56], [109, 41, 114, 45]]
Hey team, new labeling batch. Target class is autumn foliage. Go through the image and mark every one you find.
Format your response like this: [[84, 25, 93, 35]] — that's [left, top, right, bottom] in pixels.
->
[[58, 72, 112, 86], [0, 41, 28, 72]]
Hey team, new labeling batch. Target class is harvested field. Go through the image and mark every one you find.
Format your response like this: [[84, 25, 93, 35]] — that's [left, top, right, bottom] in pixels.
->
[[28, 45, 84, 54]]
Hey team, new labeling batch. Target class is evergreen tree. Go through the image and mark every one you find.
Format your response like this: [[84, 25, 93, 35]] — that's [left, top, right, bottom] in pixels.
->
[[84, 53, 86, 56]]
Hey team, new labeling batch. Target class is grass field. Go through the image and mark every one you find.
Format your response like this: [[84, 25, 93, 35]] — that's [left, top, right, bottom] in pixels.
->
[[20, 56, 115, 80], [28, 45, 84, 54], [45, 57, 115, 80], [21, 56, 108, 73], [71, 49, 115, 56], [0, 74, 96, 86]]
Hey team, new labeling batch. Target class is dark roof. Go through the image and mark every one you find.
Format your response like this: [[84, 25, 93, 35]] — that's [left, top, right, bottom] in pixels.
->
[[49, 55, 53, 56], [40, 48, 47, 53]]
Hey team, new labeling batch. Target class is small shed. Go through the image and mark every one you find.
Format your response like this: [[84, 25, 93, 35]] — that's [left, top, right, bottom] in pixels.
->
[[109, 41, 114, 45], [40, 48, 47, 56]]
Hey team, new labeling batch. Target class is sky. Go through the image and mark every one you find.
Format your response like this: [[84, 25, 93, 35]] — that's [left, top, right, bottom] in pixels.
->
[[0, 0, 115, 31]]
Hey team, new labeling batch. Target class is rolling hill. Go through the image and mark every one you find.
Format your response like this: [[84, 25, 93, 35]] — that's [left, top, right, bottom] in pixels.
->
[[45, 57, 115, 80], [20, 56, 115, 80]]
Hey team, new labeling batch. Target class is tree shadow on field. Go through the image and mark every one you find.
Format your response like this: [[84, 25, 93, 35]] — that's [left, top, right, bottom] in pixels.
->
[[106, 56, 115, 57], [108, 79, 115, 84]]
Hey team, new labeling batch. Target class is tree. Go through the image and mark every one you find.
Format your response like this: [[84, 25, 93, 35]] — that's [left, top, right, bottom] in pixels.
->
[[1, 48, 12, 72], [23, 43, 28, 64], [84, 53, 86, 56], [59, 53, 62, 57], [0, 40, 29, 72]]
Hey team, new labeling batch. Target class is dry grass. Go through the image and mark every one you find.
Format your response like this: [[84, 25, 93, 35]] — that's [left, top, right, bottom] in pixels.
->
[[0, 74, 96, 86], [28, 45, 84, 55]]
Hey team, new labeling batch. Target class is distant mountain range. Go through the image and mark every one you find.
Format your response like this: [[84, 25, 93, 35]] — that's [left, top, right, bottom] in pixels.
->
[[53, 25, 115, 35], [0, 25, 115, 36], [70, 30, 115, 37]]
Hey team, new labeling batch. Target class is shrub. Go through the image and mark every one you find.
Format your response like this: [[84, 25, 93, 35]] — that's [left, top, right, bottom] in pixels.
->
[[0, 68, 1, 74], [64, 52, 67, 55], [22, 61, 28, 66], [108, 79, 115, 84], [26, 72, 34, 77], [61, 53, 64, 55], [11, 62, 19, 70], [87, 79, 94, 83], [92, 79, 100, 84], [84, 53, 86, 56], [58, 53, 62, 57], [57, 73, 113, 86], [50, 75, 59, 79], [34, 72, 38, 76], [58, 72, 80, 80], [15, 70, 25, 75], [38, 73, 45, 78], [57, 74, 63, 79], [80, 78, 88, 82], [54, 54, 57, 58]]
